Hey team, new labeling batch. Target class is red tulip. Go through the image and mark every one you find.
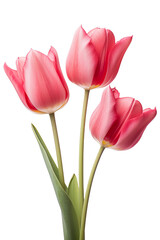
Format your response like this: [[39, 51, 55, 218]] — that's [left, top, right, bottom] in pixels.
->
[[4, 47, 69, 113], [90, 86, 157, 150], [66, 26, 132, 90]]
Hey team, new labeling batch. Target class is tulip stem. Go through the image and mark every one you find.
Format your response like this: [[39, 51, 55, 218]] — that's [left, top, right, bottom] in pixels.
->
[[79, 146, 105, 240], [49, 113, 65, 189], [79, 89, 90, 219]]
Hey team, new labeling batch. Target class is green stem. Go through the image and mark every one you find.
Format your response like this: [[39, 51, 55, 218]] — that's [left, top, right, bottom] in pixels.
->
[[49, 113, 65, 189], [79, 89, 90, 219], [79, 146, 105, 240]]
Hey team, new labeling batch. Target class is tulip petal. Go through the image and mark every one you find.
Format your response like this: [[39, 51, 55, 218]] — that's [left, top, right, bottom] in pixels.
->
[[102, 36, 132, 87], [88, 28, 107, 58], [48, 46, 57, 62], [106, 97, 134, 143], [48, 46, 69, 101], [128, 100, 143, 119], [89, 86, 117, 144], [16, 57, 26, 82], [4, 63, 37, 111], [116, 97, 134, 120], [109, 98, 143, 144], [66, 26, 98, 89], [112, 87, 120, 99], [89, 29, 115, 86], [113, 108, 157, 150], [24, 49, 68, 113]]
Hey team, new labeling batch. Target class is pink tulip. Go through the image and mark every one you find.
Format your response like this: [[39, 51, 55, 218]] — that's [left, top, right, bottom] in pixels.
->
[[4, 47, 69, 113], [66, 26, 132, 90], [90, 86, 157, 150]]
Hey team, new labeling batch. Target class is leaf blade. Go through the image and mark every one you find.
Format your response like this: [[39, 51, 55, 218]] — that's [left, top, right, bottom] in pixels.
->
[[31, 124, 59, 180], [68, 174, 80, 225], [32, 124, 79, 240]]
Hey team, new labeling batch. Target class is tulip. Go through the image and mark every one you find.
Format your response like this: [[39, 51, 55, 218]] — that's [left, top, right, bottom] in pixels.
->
[[4, 47, 69, 113], [90, 86, 157, 150], [66, 26, 132, 90]]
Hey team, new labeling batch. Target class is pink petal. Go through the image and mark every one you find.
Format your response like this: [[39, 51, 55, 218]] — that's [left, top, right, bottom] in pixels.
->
[[16, 57, 26, 82], [128, 100, 143, 119], [4, 63, 37, 111], [88, 28, 106, 58], [115, 98, 136, 125], [24, 49, 68, 113], [106, 97, 135, 144], [48, 46, 57, 62], [101, 36, 132, 87], [89, 29, 115, 86], [66, 26, 98, 89], [89, 86, 117, 144], [112, 87, 120, 99], [109, 98, 143, 144], [113, 108, 157, 150], [48, 46, 69, 101]]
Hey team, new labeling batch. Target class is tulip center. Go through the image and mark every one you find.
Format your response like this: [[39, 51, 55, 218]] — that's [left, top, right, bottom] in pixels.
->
[[102, 140, 112, 148]]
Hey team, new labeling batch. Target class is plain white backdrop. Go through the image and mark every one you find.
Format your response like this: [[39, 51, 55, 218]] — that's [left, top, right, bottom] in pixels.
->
[[0, 0, 159, 239]]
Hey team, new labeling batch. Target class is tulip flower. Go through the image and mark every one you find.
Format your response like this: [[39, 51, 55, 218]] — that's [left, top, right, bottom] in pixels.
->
[[4, 47, 69, 114], [66, 26, 132, 90], [90, 86, 157, 150]]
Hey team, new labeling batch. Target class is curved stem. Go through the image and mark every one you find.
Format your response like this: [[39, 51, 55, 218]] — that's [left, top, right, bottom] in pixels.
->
[[79, 146, 105, 240], [49, 113, 65, 189], [79, 89, 90, 219]]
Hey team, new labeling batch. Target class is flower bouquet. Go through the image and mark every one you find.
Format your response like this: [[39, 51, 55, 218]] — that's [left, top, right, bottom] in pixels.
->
[[4, 26, 157, 240]]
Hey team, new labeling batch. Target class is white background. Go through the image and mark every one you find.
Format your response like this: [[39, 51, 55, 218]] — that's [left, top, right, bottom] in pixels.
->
[[0, 0, 159, 239]]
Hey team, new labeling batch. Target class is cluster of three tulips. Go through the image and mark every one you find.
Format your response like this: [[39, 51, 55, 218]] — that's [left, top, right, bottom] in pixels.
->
[[4, 26, 156, 240], [4, 26, 156, 148]]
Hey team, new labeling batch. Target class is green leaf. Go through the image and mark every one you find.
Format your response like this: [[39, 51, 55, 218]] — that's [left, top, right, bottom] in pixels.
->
[[31, 124, 59, 180], [32, 124, 80, 240], [68, 174, 80, 225]]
